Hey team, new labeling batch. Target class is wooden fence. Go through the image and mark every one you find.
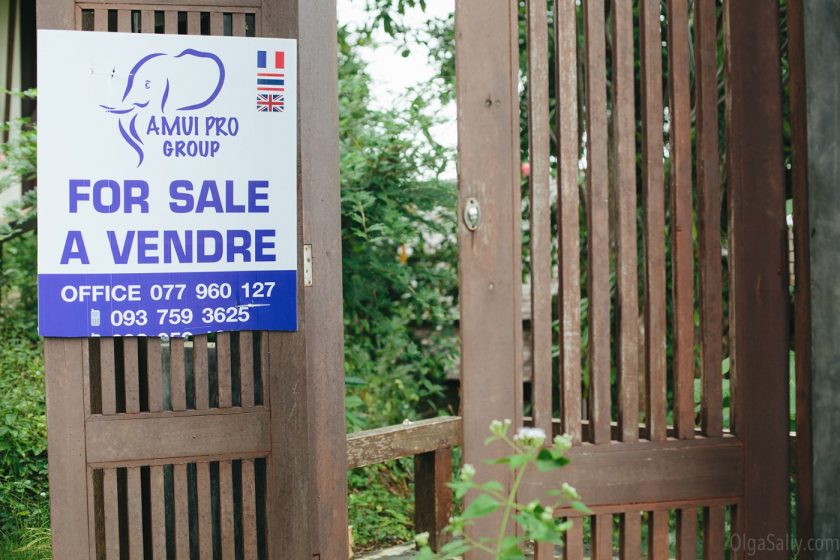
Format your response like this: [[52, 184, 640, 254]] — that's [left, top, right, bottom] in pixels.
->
[[456, 0, 808, 558]]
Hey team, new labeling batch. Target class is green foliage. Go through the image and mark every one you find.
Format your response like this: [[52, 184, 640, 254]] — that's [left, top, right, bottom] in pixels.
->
[[416, 420, 588, 559], [0, 232, 47, 536], [338, 28, 458, 432], [0, 89, 37, 242], [0, 523, 51, 560], [348, 460, 416, 552], [0, 89, 46, 538]]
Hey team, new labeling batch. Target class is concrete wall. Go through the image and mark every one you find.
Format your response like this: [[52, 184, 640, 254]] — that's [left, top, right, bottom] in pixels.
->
[[805, 0, 840, 553]]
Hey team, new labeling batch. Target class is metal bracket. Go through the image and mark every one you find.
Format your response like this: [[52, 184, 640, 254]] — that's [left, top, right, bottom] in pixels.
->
[[303, 244, 313, 287], [463, 198, 481, 231]]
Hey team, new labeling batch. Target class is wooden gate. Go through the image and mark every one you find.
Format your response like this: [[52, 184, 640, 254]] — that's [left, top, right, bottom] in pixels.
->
[[38, 2, 348, 558], [457, 0, 792, 558]]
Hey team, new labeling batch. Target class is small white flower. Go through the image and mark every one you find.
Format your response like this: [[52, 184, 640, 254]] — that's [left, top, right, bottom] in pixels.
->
[[415, 532, 430, 547], [489, 418, 512, 437], [553, 434, 572, 453], [514, 427, 547, 447], [460, 463, 476, 481], [561, 482, 581, 500]]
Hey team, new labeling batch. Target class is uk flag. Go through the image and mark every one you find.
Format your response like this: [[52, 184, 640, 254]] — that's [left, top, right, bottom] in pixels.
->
[[257, 93, 284, 112]]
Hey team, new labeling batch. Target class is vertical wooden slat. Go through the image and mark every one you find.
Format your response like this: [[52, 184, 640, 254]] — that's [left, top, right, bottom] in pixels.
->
[[667, 0, 695, 441], [210, 11, 223, 35], [149, 466, 166, 559], [194, 335, 209, 409], [242, 459, 258, 560], [173, 464, 190, 560], [197, 462, 213, 559], [127, 467, 143, 559], [87, 468, 100, 560], [233, 12, 246, 36], [583, 0, 610, 445], [45, 339, 91, 556], [695, 0, 723, 439], [186, 10, 200, 34], [117, 9, 130, 32], [677, 508, 697, 560], [164, 10, 176, 34], [640, 0, 667, 442], [93, 9, 107, 32], [101, 338, 117, 415], [240, 332, 254, 407], [619, 511, 641, 560], [455, 0, 523, 550], [260, 332, 269, 406], [694, 0, 725, 560], [648, 511, 669, 559], [147, 338, 163, 412], [140, 9, 154, 34], [414, 448, 453, 552], [124, 338, 140, 414], [726, 2, 789, 554], [525, 0, 552, 447], [555, 0, 582, 444], [787, 0, 813, 553], [217, 333, 232, 408], [103, 469, 120, 560], [170, 338, 186, 411], [703, 505, 725, 560], [591, 514, 612, 559], [611, 0, 639, 444], [563, 517, 584, 560], [220, 460, 235, 559]]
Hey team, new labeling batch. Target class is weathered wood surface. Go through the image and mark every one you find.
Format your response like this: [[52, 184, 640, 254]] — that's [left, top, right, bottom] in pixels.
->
[[86, 408, 271, 466], [583, 0, 610, 447], [521, 437, 743, 509], [347, 416, 462, 469], [639, 0, 667, 443], [554, 0, 582, 446], [725, 1, 790, 555], [414, 448, 453, 551], [456, 0, 522, 554], [44, 339, 90, 558]]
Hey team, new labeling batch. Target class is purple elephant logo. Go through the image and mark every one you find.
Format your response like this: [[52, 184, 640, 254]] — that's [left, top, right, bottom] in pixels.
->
[[100, 49, 226, 167]]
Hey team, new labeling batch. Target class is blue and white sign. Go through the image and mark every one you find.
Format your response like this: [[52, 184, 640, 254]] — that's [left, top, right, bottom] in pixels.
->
[[37, 30, 298, 337]]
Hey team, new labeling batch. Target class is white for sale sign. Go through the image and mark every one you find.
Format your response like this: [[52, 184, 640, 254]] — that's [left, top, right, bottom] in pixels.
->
[[37, 30, 298, 337]]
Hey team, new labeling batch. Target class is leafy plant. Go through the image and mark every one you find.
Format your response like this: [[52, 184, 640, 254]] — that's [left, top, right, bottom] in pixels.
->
[[338, 27, 458, 433], [416, 420, 589, 559]]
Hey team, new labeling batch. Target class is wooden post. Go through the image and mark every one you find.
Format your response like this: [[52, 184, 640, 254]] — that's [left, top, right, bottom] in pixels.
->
[[455, 0, 522, 554], [263, 0, 348, 557], [415, 448, 453, 551], [802, 1, 840, 555], [725, 1, 790, 556]]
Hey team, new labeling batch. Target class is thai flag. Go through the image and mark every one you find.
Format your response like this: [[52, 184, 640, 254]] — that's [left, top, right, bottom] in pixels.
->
[[257, 50, 285, 93]]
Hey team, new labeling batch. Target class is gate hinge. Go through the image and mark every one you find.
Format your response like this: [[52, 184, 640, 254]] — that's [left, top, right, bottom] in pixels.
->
[[303, 244, 313, 287]]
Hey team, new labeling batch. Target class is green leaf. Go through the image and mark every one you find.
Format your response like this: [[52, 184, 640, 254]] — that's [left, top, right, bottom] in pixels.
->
[[570, 500, 593, 514], [535, 448, 569, 472], [461, 494, 500, 520]]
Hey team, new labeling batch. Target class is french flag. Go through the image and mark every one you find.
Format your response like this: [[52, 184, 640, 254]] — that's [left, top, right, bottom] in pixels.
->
[[257, 50, 284, 92]]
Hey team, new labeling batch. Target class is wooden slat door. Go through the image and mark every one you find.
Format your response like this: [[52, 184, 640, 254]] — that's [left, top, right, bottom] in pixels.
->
[[456, 0, 790, 558], [38, 3, 347, 559]]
